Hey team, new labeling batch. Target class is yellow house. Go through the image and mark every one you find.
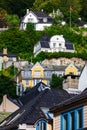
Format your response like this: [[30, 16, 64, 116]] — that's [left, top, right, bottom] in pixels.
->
[[21, 62, 48, 88], [65, 63, 80, 75], [17, 62, 81, 89]]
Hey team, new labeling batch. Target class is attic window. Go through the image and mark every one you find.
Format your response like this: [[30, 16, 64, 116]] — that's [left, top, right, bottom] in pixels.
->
[[28, 18, 33, 21], [35, 71, 40, 76]]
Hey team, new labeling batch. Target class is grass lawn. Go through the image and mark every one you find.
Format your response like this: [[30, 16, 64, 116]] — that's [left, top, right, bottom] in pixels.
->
[[0, 112, 11, 122]]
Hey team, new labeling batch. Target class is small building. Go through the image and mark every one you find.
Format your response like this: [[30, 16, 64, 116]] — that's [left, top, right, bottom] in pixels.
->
[[50, 88, 87, 130], [0, 48, 17, 70], [20, 9, 53, 30], [34, 34, 75, 56], [0, 48, 17, 63]]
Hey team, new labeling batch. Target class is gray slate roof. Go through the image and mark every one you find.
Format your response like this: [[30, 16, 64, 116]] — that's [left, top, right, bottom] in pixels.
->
[[33, 11, 53, 23], [40, 34, 50, 48], [0, 53, 17, 57], [39, 34, 74, 50], [65, 39, 74, 50], [34, 11, 51, 18], [50, 88, 87, 112], [0, 82, 71, 130]]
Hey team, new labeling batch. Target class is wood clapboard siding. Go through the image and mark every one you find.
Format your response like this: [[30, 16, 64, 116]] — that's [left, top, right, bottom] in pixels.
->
[[54, 115, 60, 130], [84, 104, 87, 127], [53, 99, 87, 130]]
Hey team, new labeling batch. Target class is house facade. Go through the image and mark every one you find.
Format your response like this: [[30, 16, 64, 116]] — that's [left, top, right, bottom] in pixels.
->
[[50, 89, 87, 130], [34, 35, 75, 56], [16, 62, 80, 91], [20, 9, 53, 30], [16, 62, 65, 89]]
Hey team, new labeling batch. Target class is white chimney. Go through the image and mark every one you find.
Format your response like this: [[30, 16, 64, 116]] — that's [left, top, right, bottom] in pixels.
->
[[26, 9, 29, 14]]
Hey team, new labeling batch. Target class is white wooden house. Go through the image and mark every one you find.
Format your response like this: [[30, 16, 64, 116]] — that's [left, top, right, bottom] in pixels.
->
[[20, 9, 53, 31]]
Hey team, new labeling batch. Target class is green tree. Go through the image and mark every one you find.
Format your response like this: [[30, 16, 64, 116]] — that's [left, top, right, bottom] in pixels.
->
[[57, 0, 81, 25], [50, 74, 63, 89], [6, 14, 20, 28], [0, 8, 7, 28], [0, 74, 17, 103], [80, 0, 87, 21], [32, 0, 45, 11], [0, 0, 35, 16]]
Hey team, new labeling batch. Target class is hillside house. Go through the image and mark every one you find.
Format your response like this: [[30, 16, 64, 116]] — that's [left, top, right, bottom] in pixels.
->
[[20, 9, 53, 30], [34, 34, 75, 56]]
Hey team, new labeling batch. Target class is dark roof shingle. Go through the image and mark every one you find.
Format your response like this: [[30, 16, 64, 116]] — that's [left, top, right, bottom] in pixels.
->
[[0, 82, 71, 129]]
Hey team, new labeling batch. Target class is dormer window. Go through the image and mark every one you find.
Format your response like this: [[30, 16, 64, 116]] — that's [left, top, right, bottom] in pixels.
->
[[28, 18, 33, 22], [43, 18, 47, 22]]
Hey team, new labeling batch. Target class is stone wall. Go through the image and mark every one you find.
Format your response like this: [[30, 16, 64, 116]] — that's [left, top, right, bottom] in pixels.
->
[[42, 57, 85, 68]]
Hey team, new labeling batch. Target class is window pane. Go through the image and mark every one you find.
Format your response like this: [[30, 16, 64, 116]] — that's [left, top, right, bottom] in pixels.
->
[[77, 109, 82, 129], [43, 122, 46, 130], [70, 112, 75, 130], [26, 80, 29, 85], [63, 114, 68, 130], [35, 71, 40, 76], [37, 121, 46, 130]]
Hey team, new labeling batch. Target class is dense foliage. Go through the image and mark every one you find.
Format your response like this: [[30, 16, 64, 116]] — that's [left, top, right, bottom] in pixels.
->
[[0, 74, 17, 103], [0, 25, 43, 60], [50, 74, 63, 89], [0, 0, 87, 21], [33, 51, 87, 63], [0, 65, 18, 102], [0, 24, 87, 61]]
